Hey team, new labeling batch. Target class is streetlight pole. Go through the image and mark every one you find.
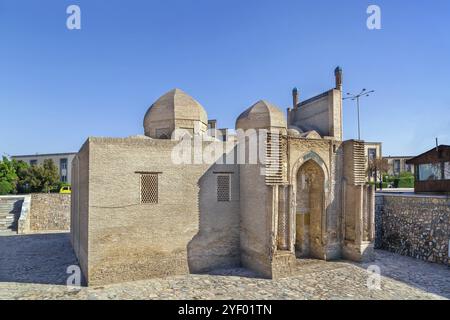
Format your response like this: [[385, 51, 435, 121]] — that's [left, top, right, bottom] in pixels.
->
[[343, 88, 374, 140], [356, 96, 361, 140]]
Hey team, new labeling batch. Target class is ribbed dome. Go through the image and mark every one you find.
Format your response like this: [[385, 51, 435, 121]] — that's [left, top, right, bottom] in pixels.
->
[[144, 89, 208, 138], [236, 100, 286, 131]]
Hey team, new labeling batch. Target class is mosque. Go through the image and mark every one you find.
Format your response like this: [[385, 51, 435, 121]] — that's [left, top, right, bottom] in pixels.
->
[[71, 67, 375, 285]]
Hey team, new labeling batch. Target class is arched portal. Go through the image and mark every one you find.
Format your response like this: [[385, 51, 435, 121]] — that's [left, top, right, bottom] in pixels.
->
[[295, 159, 325, 258]]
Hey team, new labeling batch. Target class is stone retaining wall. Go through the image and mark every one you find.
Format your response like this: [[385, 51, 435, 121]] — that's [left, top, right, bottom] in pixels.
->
[[375, 194, 449, 265], [30, 193, 70, 231]]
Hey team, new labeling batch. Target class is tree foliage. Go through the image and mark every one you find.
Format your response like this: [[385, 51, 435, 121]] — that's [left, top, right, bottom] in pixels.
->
[[367, 158, 389, 181], [0, 157, 61, 194], [40, 159, 60, 193], [12, 159, 31, 194], [0, 156, 18, 195]]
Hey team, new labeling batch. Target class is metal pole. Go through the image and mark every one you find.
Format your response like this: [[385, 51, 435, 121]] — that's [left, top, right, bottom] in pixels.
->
[[344, 89, 374, 141], [357, 96, 361, 140]]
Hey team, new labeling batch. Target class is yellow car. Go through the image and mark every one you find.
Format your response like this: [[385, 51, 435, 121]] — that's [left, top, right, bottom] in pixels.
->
[[59, 186, 71, 194]]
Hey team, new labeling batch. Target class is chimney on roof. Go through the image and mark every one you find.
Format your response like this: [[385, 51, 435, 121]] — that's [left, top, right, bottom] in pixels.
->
[[334, 66, 343, 91], [292, 87, 299, 109]]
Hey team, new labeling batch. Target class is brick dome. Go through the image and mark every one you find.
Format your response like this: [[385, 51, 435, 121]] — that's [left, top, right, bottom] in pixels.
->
[[144, 89, 208, 139], [236, 100, 286, 131]]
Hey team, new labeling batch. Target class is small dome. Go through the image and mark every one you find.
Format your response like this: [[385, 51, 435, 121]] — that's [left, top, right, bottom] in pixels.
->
[[144, 89, 208, 139], [288, 128, 301, 137], [300, 130, 322, 139], [236, 100, 286, 131], [288, 125, 304, 137]]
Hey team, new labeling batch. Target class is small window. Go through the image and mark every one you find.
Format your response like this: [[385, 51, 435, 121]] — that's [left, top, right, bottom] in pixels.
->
[[368, 148, 377, 161], [217, 175, 231, 202], [394, 160, 400, 175], [140, 173, 158, 204], [60, 158, 68, 170], [445, 162, 450, 180]]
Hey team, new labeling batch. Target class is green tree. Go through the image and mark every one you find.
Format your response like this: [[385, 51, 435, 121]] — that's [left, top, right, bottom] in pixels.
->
[[0, 156, 18, 195], [24, 164, 43, 193], [16, 159, 60, 193], [40, 159, 60, 193], [12, 159, 31, 194]]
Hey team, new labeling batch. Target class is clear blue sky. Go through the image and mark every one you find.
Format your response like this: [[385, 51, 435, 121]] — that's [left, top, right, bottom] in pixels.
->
[[1, 0, 449, 157]]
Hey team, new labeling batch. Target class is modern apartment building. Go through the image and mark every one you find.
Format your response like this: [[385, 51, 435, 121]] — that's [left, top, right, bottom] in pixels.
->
[[384, 156, 415, 176], [11, 152, 76, 184]]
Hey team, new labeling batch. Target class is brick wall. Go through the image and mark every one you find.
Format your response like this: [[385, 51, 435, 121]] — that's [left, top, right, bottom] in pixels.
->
[[375, 194, 450, 265], [73, 137, 241, 285], [30, 193, 71, 231]]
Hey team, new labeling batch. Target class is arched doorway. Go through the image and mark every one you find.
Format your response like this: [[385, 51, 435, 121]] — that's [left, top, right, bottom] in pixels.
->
[[295, 159, 325, 259]]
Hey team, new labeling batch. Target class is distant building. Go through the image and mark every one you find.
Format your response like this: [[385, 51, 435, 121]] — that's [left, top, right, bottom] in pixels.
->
[[406, 145, 450, 193], [383, 156, 414, 176], [364, 142, 382, 181], [11, 152, 76, 184]]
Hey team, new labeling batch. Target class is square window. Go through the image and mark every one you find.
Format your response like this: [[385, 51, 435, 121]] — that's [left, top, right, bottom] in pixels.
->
[[140, 173, 158, 204], [217, 175, 231, 202]]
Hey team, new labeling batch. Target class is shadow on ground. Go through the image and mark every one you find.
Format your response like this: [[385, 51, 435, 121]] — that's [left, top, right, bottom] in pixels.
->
[[1, 232, 449, 300], [0, 233, 79, 285], [355, 250, 450, 299], [204, 268, 260, 278]]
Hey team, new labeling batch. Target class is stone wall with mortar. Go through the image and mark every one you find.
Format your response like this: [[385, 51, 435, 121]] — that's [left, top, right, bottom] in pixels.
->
[[375, 194, 450, 265], [29, 193, 71, 231]]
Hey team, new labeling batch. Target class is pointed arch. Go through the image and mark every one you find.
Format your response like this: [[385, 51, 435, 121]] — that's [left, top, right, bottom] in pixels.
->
[[289, 151, 331, 259], [290, 151, 330, 193]]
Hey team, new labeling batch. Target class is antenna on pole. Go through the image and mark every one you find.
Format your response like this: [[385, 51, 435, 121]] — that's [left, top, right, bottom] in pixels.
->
[[436, 137, 439, 151]]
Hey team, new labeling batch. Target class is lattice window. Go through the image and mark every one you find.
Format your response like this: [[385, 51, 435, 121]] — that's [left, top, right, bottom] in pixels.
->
[[156, 128, 171, 139], [217, 175, 231, 202], [265, 132, 287, 185], [140, 173, 158, 204]]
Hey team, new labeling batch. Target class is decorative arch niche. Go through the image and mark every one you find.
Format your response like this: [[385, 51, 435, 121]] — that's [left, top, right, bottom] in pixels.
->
[[290, 152, 330, 259]]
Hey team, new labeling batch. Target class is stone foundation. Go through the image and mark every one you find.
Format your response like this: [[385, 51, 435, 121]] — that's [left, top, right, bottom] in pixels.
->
[[375, 194, 450, 266], [30, 193, 70, 232]]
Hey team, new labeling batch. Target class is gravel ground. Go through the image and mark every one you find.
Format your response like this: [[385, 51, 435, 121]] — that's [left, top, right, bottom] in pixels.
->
[[0, 232, 448, 300]]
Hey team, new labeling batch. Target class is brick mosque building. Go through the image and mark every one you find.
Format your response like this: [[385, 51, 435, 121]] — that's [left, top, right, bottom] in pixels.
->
[[71, 67, 375, 285]]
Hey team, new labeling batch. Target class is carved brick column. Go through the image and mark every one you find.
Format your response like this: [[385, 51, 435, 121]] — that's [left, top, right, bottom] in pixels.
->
[[277, 185, 289, 250]]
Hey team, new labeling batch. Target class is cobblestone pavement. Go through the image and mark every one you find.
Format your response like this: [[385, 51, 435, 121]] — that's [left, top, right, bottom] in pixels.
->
[[0, 233, 449, 300]]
